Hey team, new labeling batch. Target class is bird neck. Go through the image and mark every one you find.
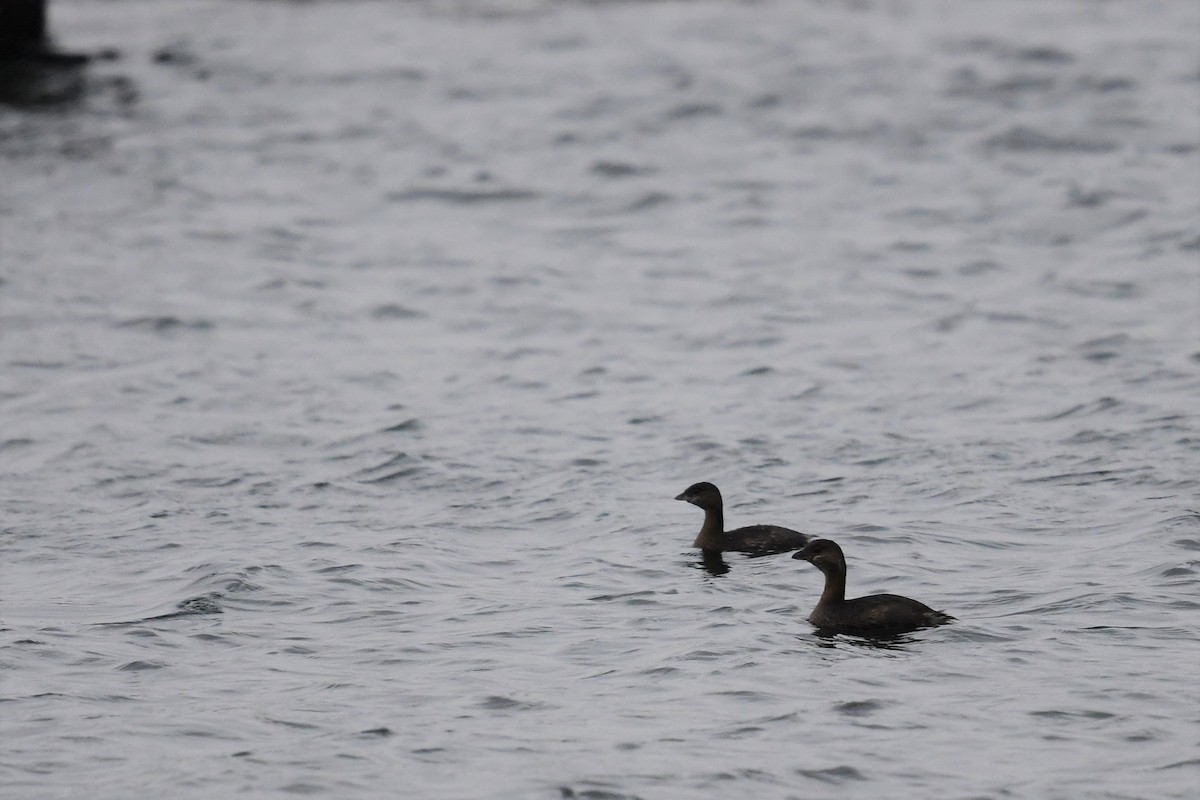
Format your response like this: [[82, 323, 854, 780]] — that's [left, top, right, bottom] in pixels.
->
[[693, 506, 725, 550], [818, 562, 847, 605]]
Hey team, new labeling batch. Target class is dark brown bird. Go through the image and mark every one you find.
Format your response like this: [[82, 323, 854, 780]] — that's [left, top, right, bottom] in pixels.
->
[[675, 481, 808, 555], [793, 539, 954, 635]]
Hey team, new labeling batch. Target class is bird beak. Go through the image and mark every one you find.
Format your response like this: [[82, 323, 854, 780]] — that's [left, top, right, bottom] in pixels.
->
[[792, 550, 810, 561], [674, 492, 687, 501]]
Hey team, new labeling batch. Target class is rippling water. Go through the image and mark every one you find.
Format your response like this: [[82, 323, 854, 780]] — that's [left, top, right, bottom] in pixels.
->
[[2, 1, 1199, 797]]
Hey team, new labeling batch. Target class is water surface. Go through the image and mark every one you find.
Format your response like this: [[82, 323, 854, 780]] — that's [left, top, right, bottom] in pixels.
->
[[2, 1, 1198, 797]]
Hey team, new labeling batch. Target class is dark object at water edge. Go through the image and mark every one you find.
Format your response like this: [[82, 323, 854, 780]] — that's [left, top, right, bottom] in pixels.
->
[[1, 0, 49, 55], [0, 0, 89, 105]]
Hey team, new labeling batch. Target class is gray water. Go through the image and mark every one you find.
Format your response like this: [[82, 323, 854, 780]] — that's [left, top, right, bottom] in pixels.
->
[[2, 1, 1199, 798]]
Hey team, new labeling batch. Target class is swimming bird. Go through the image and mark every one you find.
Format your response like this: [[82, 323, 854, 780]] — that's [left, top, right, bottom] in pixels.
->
[[793, 539, 954, 635], [675, 481, 808, 555]]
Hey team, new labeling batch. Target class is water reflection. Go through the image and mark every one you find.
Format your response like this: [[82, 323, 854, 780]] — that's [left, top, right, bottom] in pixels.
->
[[807, 629, 922, 651], [96, 594, 225, 626], [692, 551, 730, 576]]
